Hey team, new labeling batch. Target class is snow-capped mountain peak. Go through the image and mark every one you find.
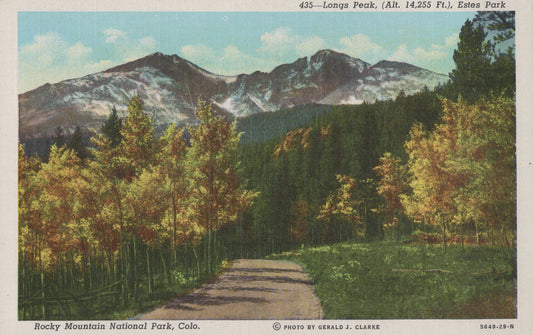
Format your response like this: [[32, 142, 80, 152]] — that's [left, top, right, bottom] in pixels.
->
[[19, 50, 449, 140]]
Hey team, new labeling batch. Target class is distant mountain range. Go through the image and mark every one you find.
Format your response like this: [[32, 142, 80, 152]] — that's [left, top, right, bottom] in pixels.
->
[[19, 49, 449, 140]]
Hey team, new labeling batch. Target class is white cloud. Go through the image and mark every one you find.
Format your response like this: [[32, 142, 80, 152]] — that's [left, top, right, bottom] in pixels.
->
[[19, 32, 118, 92], [122, 36, 158, 63], [20, 32, 66, 66], [83, 59, 115, 73], [65, 42, 92, 60], [338, 34, 385, 63], [259, 27, 296, 55], [222, 45, 244, 60], [296, 36, 327, 57], [123, 53, 147, 63], [179, 44, 277, 76], [19, 32, 70, 91], [387, 44, 410, 62], [445, 33, 459, 48], [388, 43, 447, 64], [179, 43, 266, 75], [19, 28, 160, 92], [387, 33, 456, 69], [258, 27, 326, 59], [220, 45, 269, 74], [103, 29, 156, 62], [21, 32, 64, 54], [340, 34, 383, 55], [103, 28, 126, 43], [412, 47, 446, 60], [139, 36, 156, 49], [181, 44, 216, 64]]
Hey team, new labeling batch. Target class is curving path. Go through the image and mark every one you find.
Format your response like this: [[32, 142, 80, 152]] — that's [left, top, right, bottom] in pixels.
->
[[138, 259, 323, 320]]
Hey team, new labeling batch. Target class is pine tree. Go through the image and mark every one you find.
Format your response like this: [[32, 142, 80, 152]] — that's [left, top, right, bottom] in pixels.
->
[[449, 14, 515, 102], [69, 126, 88, 162], [449, 19, 491, 103], [102, 106, 122, 148]]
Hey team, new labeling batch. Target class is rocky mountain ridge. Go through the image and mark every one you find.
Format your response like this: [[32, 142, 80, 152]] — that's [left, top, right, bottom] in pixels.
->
[[19, 49, 449, 140]]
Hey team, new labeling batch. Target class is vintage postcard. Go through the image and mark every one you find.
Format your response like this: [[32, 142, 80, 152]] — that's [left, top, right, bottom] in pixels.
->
[[1, 0, 532, 334]]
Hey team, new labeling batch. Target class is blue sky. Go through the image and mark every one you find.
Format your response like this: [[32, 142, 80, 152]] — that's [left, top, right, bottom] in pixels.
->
[[18, 11, 475, 93]]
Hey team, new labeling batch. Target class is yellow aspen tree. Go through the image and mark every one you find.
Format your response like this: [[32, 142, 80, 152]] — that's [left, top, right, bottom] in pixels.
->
[[316, 175, 363, 242], [157, 125, 189, 258], [186, 101, 245, 273], [374, 152, 406, 240]]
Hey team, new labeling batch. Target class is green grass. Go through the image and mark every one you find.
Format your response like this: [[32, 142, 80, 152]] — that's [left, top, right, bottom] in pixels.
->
[[267, 241, 516, 319], [116, 260, 234, 320], [19, 259, 232, 320]]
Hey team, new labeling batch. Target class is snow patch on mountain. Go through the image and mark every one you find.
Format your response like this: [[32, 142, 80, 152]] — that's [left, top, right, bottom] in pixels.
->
[[247, 93, 275, 113], [340, 96, 365, 105], [197, 66, 239, 84], [215, 97, 239, 115]]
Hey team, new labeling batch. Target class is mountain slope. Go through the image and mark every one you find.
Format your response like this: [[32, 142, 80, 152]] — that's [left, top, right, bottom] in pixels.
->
[[19, 50, 449, 140]]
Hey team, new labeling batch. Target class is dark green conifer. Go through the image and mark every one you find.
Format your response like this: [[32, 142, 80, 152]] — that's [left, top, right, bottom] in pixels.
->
[[101, 106, 122, 148]]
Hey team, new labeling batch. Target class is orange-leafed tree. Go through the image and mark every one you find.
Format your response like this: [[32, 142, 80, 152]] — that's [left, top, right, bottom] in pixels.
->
[[446, 95, 516, 245], [117, 96, 158, 181], [374, 152, 407, 240], [28, 146, 93, 271], [21, 146, 96, 315], [316, 175, 363, 242], [157, 125, 190, 259], [18, 144, 42, 267], [290, 199, 313, 244], [401, 95, 515, 247], [18, 144, 44, 317], [185, 101, 248, 273], [402, 117, 466, 248], [124, 168, 168, 294]]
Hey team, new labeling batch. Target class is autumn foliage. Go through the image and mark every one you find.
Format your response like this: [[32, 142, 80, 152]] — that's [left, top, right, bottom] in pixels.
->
[[401, 95, 515, 246], [18, 98, 255, 319]]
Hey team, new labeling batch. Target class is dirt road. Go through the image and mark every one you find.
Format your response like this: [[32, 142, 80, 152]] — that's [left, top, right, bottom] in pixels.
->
[[138, 259, 324, 320]]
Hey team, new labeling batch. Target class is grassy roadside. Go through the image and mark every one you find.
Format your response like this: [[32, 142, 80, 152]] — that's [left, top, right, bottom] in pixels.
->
[[267, 241, 516, 319], [98, 260, 234, 320]]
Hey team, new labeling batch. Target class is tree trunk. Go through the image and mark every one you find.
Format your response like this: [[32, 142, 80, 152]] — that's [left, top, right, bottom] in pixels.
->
[[502, 225, 510, 248], [88, 256, 93, 291], [461, 220, 465, 247], [40, 271, 46, 319], [160, 250, 170, 287], [442, 221, 447, 252], [146, 248, 152, 296], [192, 247, 200, 283], [491, 223, 494, 246], [207, 229, 212, 273], [474, 219, 480, 245], [20, 262, 25, 319], [133, 238, 138, 300]]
